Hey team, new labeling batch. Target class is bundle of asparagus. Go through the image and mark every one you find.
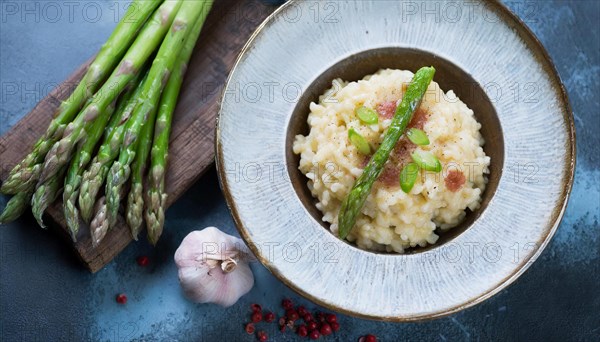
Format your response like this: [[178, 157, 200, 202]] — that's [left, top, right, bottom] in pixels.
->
[[0, 0, 214, 247]]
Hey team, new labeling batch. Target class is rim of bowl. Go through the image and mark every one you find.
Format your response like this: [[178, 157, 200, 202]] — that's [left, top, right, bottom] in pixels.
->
[[215, 0, 576, 321]]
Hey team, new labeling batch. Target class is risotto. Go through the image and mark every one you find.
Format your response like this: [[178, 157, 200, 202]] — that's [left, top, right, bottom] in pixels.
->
[[292, 69, 490, 252]]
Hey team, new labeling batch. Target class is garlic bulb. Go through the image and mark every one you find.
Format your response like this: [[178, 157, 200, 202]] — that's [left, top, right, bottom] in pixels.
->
[[174, 227, 257, 307]]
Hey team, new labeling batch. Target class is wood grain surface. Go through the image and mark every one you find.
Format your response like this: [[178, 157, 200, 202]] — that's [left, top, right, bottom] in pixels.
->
[[0, 0, 275, 273]]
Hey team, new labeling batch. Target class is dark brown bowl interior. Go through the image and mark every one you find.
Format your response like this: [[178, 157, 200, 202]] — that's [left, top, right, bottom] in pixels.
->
[[285, 47, 504, 254]]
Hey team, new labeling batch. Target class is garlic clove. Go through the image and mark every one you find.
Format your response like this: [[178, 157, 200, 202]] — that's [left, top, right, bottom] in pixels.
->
[[174, 227, 257, 307]]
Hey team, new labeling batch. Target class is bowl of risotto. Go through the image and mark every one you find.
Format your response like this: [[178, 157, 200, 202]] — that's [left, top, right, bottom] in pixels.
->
[[293, 67, 492, 253], [216, 0, 574, 320]]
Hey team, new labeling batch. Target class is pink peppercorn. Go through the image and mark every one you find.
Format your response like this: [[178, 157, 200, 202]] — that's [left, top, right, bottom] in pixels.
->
[[309, 329, 321, 340], [257, 330, 268, 341], [297, 305, 309, 316], [264, 311, 275, 322], [251, 312, 262, 323], [286, 309, 299, 321], [116, 293, 127, 304], [282, 298, 294, 310], [360, 334, 377, 342], [326, 313, 337, 323], [136, 256, 149, 266], [297, 324, 308, 337], [320, 323, 332, 336]]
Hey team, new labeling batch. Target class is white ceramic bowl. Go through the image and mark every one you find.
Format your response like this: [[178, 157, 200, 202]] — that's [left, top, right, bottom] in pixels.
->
[[216, 0, 575, 321]]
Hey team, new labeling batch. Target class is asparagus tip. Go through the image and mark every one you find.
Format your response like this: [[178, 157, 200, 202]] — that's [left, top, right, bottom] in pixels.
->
[[69, 229, 78, 243], [31, 190, 48, 229], [90, 197, 109, 247], [0, 192, 30, 224]]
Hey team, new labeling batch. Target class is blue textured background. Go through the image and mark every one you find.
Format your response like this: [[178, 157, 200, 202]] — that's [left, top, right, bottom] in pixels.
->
[[1, 1, 598, 341]]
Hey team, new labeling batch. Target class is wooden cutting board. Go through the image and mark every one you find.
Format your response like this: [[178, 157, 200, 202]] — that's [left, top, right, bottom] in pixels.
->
[[0, 0, 276, 273]]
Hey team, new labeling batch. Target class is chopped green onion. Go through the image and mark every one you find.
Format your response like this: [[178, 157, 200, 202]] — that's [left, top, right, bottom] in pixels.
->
[[411, 150, 441, 172], [407, 128, 430, 145], [399, 162, 419, 193], [356, 106, 379, 125], [348, 127, 371, 155]]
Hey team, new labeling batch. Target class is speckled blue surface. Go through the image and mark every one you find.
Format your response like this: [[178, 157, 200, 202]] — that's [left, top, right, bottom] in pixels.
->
[[0, 1, 598, 341]]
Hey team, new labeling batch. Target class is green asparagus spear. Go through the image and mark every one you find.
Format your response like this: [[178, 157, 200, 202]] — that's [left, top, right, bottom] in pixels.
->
[[37, 0, 182, 186], [126, 111, 156, 239], [124, 67, 163, 239], [337, 67, 436, 239], [0, 0, 161, 195], [78, 71, 149, 224], [125, 115, 154, 240], [31, 166, 67, 228], [144, 2, 213, 245], [63, 95, 125, 240], [92, 0, 211, 246], [0, 192, 30, 224]]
